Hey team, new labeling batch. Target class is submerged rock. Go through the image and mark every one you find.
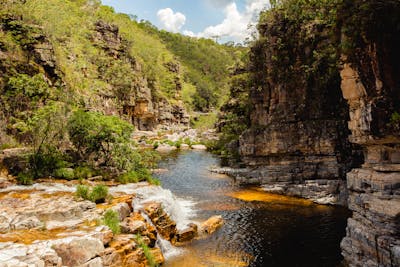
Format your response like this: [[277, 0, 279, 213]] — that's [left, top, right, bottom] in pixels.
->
[[200, 215, 224, 235]]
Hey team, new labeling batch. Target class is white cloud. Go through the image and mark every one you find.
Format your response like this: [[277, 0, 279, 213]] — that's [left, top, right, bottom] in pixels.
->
[[205, 0, 234, 8], [157, 8, 186, 32], [184, 0, 270, 43]]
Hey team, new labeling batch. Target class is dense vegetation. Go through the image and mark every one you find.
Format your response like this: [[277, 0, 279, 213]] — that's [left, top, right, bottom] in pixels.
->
[[0, 0, 243, 182]]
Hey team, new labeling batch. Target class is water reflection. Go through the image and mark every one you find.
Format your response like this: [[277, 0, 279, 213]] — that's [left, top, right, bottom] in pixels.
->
[[155, 151, 350, 267]]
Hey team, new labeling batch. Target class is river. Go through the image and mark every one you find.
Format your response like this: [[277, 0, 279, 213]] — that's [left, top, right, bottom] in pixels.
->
[[154, 150, 351, 267]]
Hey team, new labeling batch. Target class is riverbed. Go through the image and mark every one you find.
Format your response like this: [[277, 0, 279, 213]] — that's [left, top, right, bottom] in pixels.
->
[[155, 150, 350, 267]]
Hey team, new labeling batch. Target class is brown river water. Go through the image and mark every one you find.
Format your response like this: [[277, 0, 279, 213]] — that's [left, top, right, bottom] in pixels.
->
[[154, 150, 350, 267]]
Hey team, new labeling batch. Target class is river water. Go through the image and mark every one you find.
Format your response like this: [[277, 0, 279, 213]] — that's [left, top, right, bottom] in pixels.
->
[[154, 150, 350, 267]]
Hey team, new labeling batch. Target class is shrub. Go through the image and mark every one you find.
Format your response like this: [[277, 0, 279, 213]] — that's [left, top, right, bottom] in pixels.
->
[[89, 185, 109, 203], [76, 184, 109, 204], [67, 110, 134, 167], [16, 172, 34, 185], [54, 168, 75, 180], [117, 171, 139, 184], [76, 184, 89, 200], [102, 209, 120, 234], [74, 166, 94, 179]]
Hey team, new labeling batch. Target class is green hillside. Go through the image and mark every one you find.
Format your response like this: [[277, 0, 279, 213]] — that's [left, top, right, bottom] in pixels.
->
[[0, 0, 243, 182]]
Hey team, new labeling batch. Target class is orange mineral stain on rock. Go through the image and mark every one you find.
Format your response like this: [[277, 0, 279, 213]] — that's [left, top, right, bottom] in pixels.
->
[[0, 228, 72, 244], [97, 194, 133, 210]]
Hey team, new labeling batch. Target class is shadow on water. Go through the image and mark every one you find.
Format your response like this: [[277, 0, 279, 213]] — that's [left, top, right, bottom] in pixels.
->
[[155, 150, 351, 267]]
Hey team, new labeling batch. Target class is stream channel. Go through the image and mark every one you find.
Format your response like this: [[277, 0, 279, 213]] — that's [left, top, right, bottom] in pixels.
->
[[154, 150, 350, 267]]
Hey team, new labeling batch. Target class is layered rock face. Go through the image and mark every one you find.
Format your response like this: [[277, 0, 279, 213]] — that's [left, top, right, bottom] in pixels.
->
[[339, 30, 400, 267], [91, 20, 189, 131], [236, 4, 362, 204]]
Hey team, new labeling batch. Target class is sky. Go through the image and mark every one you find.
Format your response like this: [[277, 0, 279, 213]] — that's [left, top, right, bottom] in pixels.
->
[[100, 0, 272, 43]]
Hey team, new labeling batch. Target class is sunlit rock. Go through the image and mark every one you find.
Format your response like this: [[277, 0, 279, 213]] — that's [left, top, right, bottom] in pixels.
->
[[200, 215, 224, 235]]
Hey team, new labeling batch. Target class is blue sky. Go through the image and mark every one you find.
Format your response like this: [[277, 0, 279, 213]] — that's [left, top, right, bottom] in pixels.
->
[[101, 0, 271, 43]]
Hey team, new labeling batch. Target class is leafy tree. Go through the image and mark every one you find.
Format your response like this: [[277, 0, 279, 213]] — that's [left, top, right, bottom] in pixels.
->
[[67, 110, 134, 168]]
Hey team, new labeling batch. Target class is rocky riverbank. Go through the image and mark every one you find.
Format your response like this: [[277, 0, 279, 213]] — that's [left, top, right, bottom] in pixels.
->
[[0, 180, 223, 267], [210, 167, 347, 205]]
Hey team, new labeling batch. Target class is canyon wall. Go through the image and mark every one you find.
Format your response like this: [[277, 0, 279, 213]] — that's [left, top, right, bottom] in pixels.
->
[[233, 2, 362, 204], [339, 1, 400, 265]]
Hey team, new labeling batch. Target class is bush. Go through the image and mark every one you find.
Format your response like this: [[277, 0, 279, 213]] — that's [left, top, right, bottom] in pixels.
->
[[74, 166, 94, 179], [76, 184, 89, 200], [117, 171, 139, 184], [89, 185, 109, 203], [16, 172, 34, 185], [67, 110, 134, 168], [76, 184, 109, 203], [102, 209, 120, 234], [54, 168, 75, 180]]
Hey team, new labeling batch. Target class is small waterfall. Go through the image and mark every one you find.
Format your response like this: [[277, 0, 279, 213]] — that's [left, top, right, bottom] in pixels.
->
[[111, 183, 198, 259], [111, 183, 196, 230]]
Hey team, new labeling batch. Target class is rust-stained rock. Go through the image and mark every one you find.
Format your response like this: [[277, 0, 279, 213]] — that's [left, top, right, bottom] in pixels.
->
[[143, 202, 177, 241], [173, 223, 198, 243], [120, 218, 146, 235], [150, 247, 165, 265], [200, 215, 224, 235]]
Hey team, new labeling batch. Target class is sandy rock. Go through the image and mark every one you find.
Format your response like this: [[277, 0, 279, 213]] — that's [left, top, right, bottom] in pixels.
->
[[143, 202, 177, 241], [174, 223, 198, 243], [100, 247, 122, 267], [0, 212, 12, 232], [111, 202, 131, 221], [13, 215, 42, 230], [200, 215, 224, 235], [150, 248, 165, 265], [180, 144, 190, 150], [78, 257, 103, 267], [156, 144, 177, 152], [0, 178, 11, 189], [191, 144, 207, 150], [53, 237, 104, 266], [120, 218, 146, 234]]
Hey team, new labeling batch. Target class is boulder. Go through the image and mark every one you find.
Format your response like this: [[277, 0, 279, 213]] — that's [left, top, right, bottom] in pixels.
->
[[200, 215, 224, 235], [156, 144, 177, 153], [143, 202, 177, 241], [100, 247, 122, 267], [191, 144, 207, 150], [53, 237, 104, 266], [174, 223, 198, 243], [120, 218, 146, 234], [111, 202, 131, 221], [150, 248, 165, 265]]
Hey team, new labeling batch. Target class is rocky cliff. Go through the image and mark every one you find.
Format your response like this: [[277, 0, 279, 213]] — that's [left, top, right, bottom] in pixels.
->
[[339, 1, 400, 266], [230, 0, 362, 204], [227, 0, 400, 265], [0, 12, 188, 135]]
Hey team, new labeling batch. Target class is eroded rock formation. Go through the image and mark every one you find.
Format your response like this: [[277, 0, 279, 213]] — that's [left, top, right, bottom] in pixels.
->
[[233, 2, 362, 205], [339, 30, 400, 267]]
